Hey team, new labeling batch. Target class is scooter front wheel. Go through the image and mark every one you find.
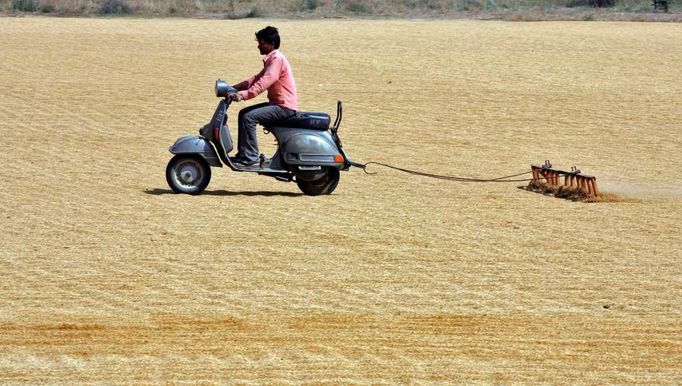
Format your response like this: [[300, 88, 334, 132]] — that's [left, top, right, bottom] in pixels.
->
[[166, 155, 212, 195], [296, 167, 340, 196]]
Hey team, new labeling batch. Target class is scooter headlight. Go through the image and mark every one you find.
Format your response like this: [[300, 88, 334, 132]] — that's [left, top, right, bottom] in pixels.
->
[[215, 79, 235, 98]]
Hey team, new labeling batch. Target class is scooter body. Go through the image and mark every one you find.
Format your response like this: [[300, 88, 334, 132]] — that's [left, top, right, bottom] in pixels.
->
[[166, 80, 351, 195]]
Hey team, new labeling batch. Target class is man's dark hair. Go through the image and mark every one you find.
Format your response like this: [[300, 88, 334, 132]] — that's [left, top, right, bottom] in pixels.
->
[[256, 26, 280, 49]]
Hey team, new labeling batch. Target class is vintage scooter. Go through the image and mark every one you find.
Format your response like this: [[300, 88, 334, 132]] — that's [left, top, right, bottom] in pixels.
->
[[166, 80, 354, 195]]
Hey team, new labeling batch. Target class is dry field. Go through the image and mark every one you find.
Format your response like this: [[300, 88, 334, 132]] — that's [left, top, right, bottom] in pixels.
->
[[1, 17, 681, 383]]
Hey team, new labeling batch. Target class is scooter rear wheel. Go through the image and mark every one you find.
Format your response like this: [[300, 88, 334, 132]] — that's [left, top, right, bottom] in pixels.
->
[[166, 155, 212, 195], [296, 167, 340, 196]]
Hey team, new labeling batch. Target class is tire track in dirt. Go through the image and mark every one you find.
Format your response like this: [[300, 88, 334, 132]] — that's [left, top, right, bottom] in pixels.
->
[[0, 313, 679, 382]]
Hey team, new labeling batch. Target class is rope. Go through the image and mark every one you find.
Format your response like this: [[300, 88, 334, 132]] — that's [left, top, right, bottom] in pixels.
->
[[353, 161, 534, 183]]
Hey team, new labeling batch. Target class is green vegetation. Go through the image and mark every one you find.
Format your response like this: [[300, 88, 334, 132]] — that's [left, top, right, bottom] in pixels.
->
[[0, 0, 679, 18], [98, 0, 131, 14], [347, 1, 374, 13], [11, 0, 40, 12]]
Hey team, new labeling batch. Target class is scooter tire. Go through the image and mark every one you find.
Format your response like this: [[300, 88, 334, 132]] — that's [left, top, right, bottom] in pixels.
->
[[296, 167, 340, 196], [166, 155, 212, 195]]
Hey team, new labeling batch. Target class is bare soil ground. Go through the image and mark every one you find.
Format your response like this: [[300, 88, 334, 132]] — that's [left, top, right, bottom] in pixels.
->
[[1, 17, 680, 383]]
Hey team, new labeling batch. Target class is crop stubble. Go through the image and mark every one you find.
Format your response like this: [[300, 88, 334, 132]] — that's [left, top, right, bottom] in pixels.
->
[[0, 17, 680, 382]]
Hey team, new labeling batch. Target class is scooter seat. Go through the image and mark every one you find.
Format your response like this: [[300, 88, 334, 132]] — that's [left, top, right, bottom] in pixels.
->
[[274, 111, 330, 130]]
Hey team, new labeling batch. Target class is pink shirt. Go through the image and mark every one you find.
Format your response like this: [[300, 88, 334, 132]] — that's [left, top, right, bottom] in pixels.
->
[[234, 50, 298, 111]]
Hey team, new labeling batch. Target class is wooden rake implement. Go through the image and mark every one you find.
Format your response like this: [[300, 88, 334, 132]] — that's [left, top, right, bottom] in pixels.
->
[[531, 160, 600, 197]]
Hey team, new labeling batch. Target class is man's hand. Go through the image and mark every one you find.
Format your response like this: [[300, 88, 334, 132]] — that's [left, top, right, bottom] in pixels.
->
[[230, 92, 245, 102]]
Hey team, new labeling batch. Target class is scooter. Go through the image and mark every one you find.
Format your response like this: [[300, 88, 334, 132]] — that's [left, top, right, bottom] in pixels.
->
[[166, 80, 354, 196]]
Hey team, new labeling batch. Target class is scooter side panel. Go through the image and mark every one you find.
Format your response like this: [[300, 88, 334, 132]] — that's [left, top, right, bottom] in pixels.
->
[[169, 135, 222, 167], [273, 128, 343, 167]]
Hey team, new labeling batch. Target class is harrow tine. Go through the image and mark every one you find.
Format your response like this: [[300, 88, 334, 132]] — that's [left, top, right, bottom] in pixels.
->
[[590, 177, 599, 196]]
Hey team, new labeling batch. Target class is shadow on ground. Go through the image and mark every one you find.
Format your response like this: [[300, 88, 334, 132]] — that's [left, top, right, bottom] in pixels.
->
[[144, 189, 302, 197]]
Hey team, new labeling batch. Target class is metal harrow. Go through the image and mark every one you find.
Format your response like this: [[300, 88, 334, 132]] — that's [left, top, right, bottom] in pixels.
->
[[531, 160, 600, 197]]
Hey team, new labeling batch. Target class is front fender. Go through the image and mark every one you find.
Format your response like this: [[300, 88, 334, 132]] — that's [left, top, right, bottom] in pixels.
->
[[169, 135, 222, 167]]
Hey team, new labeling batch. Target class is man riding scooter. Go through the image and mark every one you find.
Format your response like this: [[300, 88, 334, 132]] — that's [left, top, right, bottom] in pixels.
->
[[166, 26, 353, 196], [230, 26, 298, 169]]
